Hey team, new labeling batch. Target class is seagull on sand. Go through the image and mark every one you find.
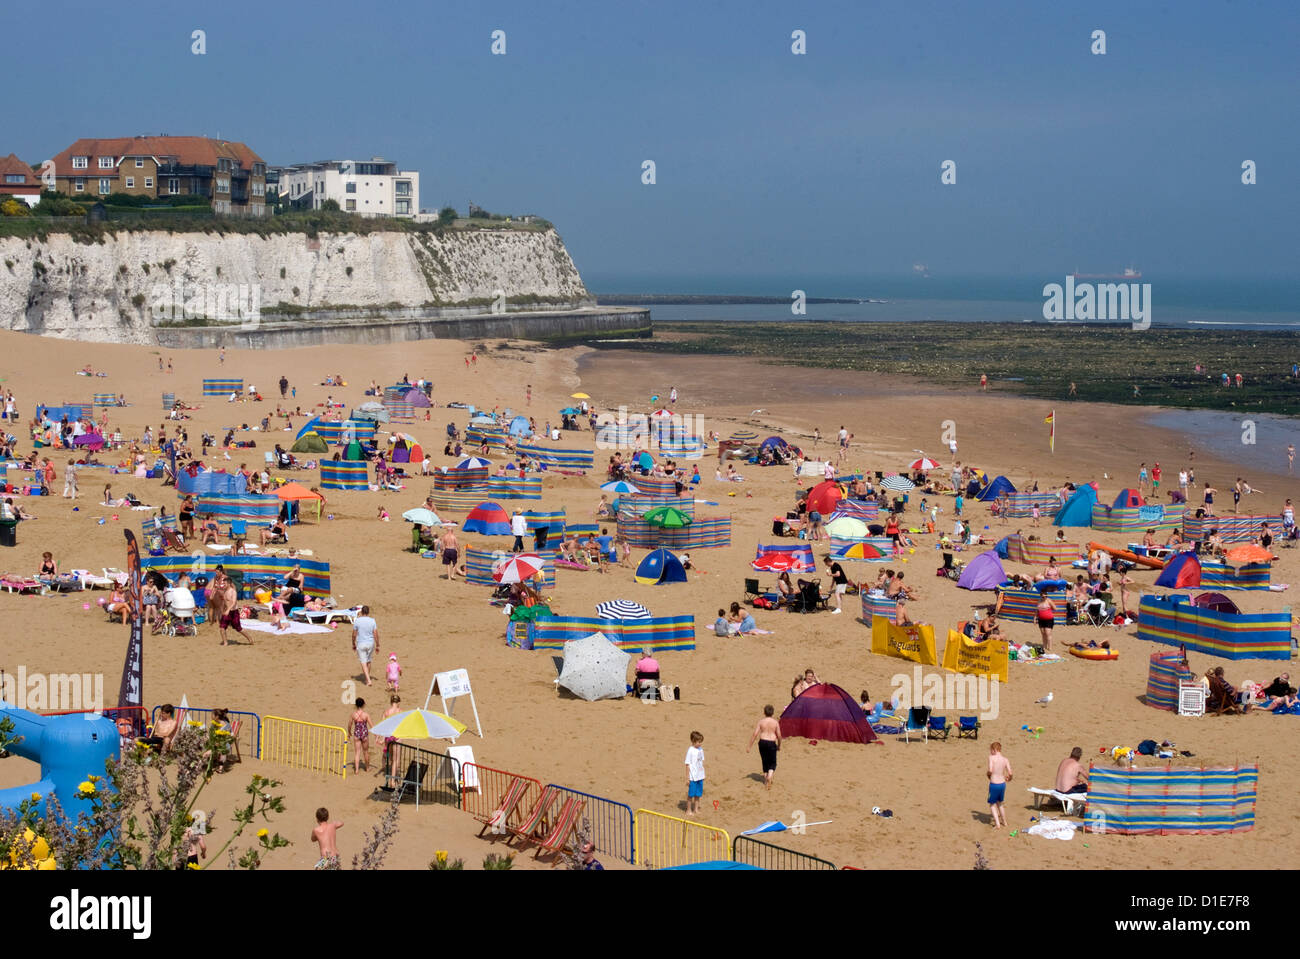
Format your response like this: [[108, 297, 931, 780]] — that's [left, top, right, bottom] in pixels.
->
[[1036, 692, 1054, 706]]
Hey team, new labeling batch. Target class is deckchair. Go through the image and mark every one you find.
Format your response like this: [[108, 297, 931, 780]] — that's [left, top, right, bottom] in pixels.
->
[[475, 776, 533, 838], [1207, 679, 1242, 716], [522, 796, 585, 860], [394, 761, 430, 807], [506, 785, 562, 847], [161, 529, 188, 553], [927, 715, 951, 741], [903, 706, 931, 743], [956, 716, 981, 740]]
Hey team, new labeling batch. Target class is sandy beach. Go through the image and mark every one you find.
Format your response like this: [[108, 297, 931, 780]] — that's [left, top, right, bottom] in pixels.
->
[[1, 330, 1296, 871]]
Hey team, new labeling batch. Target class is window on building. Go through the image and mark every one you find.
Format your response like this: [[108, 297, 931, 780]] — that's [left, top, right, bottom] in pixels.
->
[[395, 199, 410, 215], [395, 180, 411, 196], [4, 174, 23, 184], [345, 199, 356, 212], [125, 177, 134, 188], [72, 156, 88, 169], [99, 179, 111, 194], [168, 178, 179, 194], [345, 182, 356, 193], [135, 158, 144, 168], [98, 157, 114, 169], [74, 178, 85, 192], [145, 177, 153, 188]]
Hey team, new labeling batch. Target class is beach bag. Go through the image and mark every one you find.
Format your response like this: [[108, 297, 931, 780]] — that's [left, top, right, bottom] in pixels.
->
[[1137, 739, 1158, 756], [752, 596, 772, 609]]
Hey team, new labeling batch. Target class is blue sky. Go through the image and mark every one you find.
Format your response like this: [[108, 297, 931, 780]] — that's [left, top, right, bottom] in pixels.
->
[[5, 0, 1298, 290]]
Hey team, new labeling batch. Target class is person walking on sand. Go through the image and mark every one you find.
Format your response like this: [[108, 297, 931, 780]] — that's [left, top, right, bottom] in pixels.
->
[[62, 459, 78, 500], [311, 808, 343, 870], [980, 373, 987, 391], [352, 605, 379, 685], [987, 742, 1013, 828], [1289, 444, 1295, 471], [747, 705, 781, 789], [1068, 381, 1077, 397], [348, 698, 372, 774], [441, 527, 459, 580], [684, 731, 706, 818]]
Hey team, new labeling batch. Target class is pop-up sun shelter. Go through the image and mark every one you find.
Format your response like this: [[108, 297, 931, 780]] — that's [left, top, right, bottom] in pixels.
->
[[1053, 484, 1097, 526], [635, 548, 688, 585], [1114, 488, 1146, 508], [1155, 552, 1201, 589], [779, 684, 878, 744], [290, 432, 329, 454], [957, 551, 1006, 590], [975, 475, 1016, 502], [463, 502, 512, 535]]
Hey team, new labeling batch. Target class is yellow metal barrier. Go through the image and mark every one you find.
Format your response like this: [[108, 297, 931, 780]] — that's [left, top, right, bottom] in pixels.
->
[[260, 716, 349, 779], [633, 809, 730, 869]]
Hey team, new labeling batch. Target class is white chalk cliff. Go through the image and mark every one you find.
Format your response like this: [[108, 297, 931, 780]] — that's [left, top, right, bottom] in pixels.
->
[[0, 227, 590, 343]]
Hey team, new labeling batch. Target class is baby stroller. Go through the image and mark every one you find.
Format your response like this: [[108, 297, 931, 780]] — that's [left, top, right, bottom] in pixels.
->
[[789, 578, 826, 614]]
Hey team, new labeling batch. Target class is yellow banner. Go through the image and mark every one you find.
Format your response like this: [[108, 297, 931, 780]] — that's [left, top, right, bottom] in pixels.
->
[[871, 615, 937, 666], [942, 629, 1010, 683]]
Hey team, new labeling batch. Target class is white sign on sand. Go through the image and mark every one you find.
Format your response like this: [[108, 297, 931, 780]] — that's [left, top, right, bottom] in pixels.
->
[[424, 668, 482, 737]]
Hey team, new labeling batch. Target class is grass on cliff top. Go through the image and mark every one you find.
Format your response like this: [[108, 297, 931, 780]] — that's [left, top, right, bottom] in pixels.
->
[[599, 321, 1300, 416]]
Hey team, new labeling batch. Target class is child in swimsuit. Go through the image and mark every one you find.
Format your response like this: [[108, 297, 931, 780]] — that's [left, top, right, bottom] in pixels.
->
[[386, 653, 402, 692]]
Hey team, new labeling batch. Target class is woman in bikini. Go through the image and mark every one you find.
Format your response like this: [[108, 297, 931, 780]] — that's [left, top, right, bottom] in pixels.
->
[[1036, 593, 1055, 651], [38, 551, 57, 584], [348, 698, 372, 775]]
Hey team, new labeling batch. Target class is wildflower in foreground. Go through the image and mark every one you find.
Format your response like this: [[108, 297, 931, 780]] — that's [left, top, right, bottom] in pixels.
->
[[77, 781, 96, 795], [257, 829, 269, 839]]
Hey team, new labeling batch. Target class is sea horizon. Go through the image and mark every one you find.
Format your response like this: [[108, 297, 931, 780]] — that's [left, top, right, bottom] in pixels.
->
[[587, 273, 1300, 330]]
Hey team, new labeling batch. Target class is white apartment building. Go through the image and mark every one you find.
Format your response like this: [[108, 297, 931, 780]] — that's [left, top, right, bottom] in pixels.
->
[[274, 157, 419, 218]]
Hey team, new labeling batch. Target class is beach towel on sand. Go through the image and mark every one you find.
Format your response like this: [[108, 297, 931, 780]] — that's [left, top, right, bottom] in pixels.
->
[[1026, 820, 1079, 840]]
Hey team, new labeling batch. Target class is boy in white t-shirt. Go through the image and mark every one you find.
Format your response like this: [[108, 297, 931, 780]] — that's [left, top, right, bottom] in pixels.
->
[[684, 731, 706, 817]]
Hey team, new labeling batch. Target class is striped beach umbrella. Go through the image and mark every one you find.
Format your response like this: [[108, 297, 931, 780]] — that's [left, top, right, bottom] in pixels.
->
[[601, 480, 641, 494], [456, 456, 492, 469], [596, 599, 652, 620], [492, 553, 546, 584], [369, 709, 466, 742], [881, 475, 915, 492], [909, 457, 941, 471]]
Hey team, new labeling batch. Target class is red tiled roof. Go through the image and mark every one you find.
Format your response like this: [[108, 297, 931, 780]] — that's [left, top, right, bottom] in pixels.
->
[[49, 137, 264, 178], [0, 153, 40, 185]]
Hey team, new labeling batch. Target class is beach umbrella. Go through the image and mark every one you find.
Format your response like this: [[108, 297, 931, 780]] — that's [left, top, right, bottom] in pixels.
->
[[555, 633, 631, 702], [570, 392, 591, 399], [492, 553, 546, 584], [643, 505, 692, 528], [470, 413, 496, 425], [401, 507, 441, 526], [369, 709, 466, 742], [1224, 544, 1276, 565], [595, 599, 651, 620], [836, 542, 886, 560], [880, 475, 915, 492], [73, 434, 105, 450], [909, 457, 941, 471], [456, 456, 491, 469], [650, 408, 674, 420], [601, 480, 641, 494], [825, 516, 869, 539]]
